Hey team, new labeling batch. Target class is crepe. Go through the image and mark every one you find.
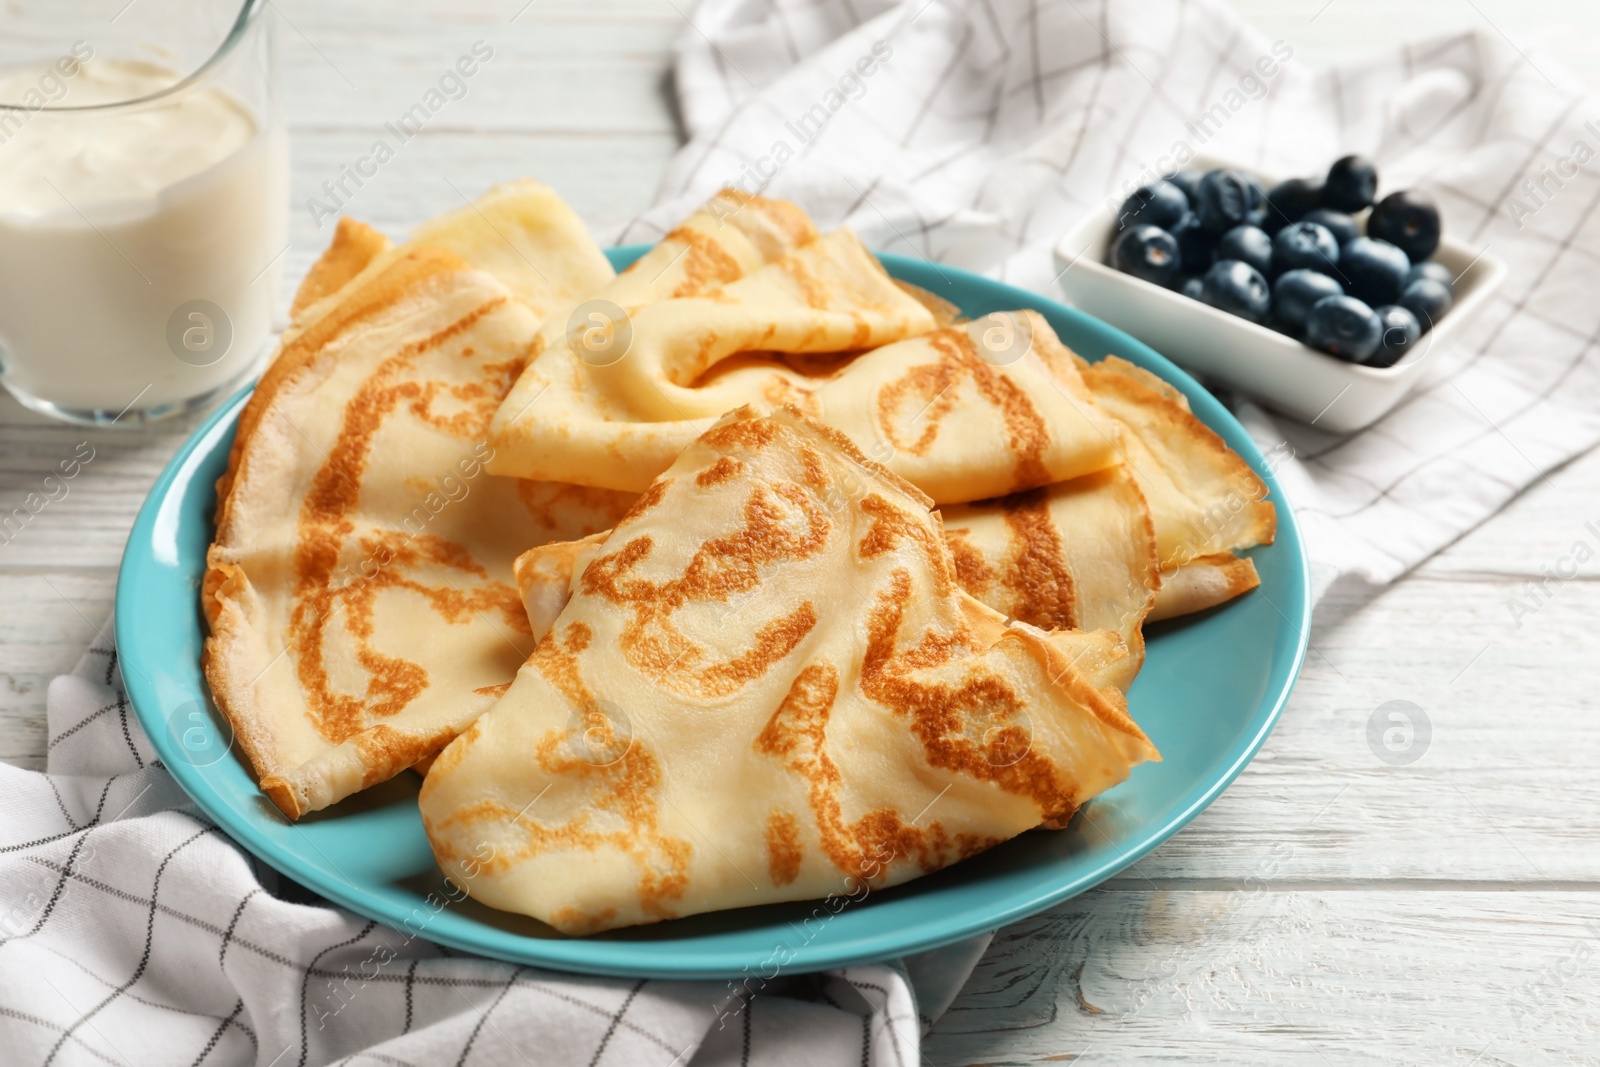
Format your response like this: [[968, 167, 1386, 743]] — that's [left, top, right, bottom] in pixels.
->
[[513, 476, 1161, 694], [510, 347, 1277, 700], [420, 407, 1157, 934], [204, 181, 629, 820], [942, 466, 1159, 683], [1078, 355, 1275, 609], [510, 468, 1160, 657], [1080, 356, 1274, 562], [516, 465, 1164, 671], [932, 355, 1275, 658], [485, 226, 941, 491], [488, 189, 820, 474], [808, 310, 1122, 502], [1147, 553, 1265, 621], [513, 531, 607, 643]]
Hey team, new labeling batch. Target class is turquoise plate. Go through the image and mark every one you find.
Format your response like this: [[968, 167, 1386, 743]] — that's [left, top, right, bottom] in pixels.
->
[[117, 247, 1309, 979]]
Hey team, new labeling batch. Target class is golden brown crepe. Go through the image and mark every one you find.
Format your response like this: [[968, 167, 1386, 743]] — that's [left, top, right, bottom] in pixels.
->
[[204, 182, 627, 820], [507, 346, 1280, 694], [1147, 552, 1265, 621], [1081, 355, 1275, 563], [517, 465, 1164, 685], [933, 355, 1275, 654], [942, 465, 1159, 677], [486, 227, 941, 492], [420, 407, 1157, 934], [808, 310, 1122, 503], [288, 217, 390, 321], [488, 189, 821, 478], [487, 225, 1123, 505]]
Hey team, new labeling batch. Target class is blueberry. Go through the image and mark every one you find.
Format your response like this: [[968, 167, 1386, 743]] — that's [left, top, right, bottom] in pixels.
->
[[1305, 295, 1382, 363], [1242, 175, 1269, 227], [1116, 179, 1190, 232], [1169, 170, 1205, 203], [1195, 169, 1260, 233], [1404, 260, 1455, 296], [1216, 225, 1274, 276], [1272, 221, 1340, 276], [1172, 212, 1219, 273], [1264, 177, 1324, 233], [1368, 305, 1421, 367], [1272, 269, 1344, 333], [1198, 259, 1271, 322], [1397, 277, 1453, 332], [1111, 224, 1180, 286], [1302, 208, 1359, 246], [1368, 189, 1442, 261], [1179, 275, 1205, 300], [1322, 154, 1379, 212], [1341, 237, 1411, 305]]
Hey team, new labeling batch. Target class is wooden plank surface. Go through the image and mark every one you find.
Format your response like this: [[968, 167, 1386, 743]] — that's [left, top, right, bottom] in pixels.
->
[[3, 0, 1600, 1062], [930, 890, 1600, 1065]]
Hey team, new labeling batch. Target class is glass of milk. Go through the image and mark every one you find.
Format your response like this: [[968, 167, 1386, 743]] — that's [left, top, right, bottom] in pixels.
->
[[0, 0, 287, 425]]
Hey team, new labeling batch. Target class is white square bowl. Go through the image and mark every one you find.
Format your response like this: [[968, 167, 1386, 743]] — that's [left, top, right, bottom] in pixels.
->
[[1053, 163, 1507, 433]]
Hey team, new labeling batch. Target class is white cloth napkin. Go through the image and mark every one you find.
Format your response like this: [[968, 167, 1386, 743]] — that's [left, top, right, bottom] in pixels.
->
[[10, 1, 1600, 1063], [620, 0, 1600, 602], [0, 633, 986, 1065]]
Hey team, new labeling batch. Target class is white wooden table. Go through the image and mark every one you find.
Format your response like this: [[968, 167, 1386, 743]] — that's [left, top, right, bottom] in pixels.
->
[[4, 2, 1598, 1061]]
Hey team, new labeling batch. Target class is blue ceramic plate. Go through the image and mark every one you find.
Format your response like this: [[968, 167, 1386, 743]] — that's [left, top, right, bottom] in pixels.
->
[[117, 248, 1309, 979]]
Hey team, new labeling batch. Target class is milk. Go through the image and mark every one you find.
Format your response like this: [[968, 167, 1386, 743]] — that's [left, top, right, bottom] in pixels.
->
[[0, 58, 287, 418]]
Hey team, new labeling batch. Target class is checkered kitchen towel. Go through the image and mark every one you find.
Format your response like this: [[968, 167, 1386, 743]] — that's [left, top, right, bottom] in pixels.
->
[[623, 0, 1600, 602], [0, 633, 987, 1065]]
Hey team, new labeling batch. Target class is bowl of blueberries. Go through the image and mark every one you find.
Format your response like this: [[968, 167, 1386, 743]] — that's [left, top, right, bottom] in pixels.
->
[[1053, 155, 1507, 433]]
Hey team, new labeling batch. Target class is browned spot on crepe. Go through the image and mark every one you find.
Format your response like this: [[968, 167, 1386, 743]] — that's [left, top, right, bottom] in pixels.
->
[[638, 224, 744, 298], [696, 456, 744, 488], [857, 493, 953, 597], [756, 662, 995, 881], [861, 569, 1078, 826], [408, 356, 525, 439], [999, 488, 1077, 631], [700, 411, 783, 453], [944, 529, 997, 599], [764, 811, 804, 886], [618, 479, 671, 524], [287, 293, 527, 745], [779, 253, 832, 309], [355, 723, 462, 788], [580, 481, 828, 698], [427, 622, 693, 930], [875, 327, 1051, 492]]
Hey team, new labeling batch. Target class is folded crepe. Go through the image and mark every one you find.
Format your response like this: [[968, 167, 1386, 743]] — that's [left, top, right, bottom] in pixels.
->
[[514, 473, 1162, 694], [420, 407, 1157, 934], [937, 355, 1276, 668], [807, 310, 1123, 502], [1077, 355, 1275, 615], [204, 181, 631, 820], [484, 227, 935, 491], [486, 206, 1125, 504], [942, 466, 1159, 681], [511, 354, 1277, 703], [489, 188, 820, 460]]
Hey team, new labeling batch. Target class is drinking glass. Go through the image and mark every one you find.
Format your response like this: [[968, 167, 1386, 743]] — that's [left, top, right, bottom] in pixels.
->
[[0, 0, 286, 425]]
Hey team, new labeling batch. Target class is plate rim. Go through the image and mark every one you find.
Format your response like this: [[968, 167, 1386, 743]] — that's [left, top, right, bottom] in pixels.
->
[[116, 246, 1311, 978]]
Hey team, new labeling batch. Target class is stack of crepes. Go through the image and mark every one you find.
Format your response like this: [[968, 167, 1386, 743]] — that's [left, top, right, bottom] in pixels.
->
[[202, 181, 1274, 934]]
